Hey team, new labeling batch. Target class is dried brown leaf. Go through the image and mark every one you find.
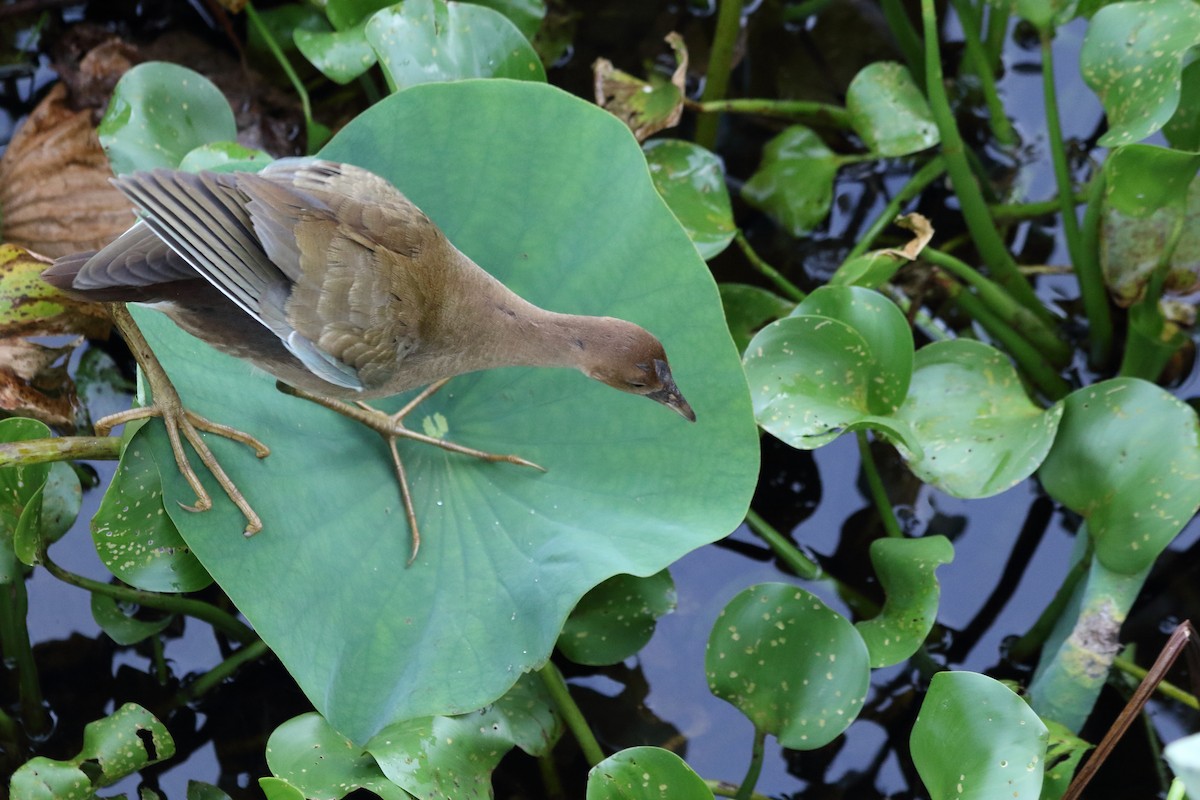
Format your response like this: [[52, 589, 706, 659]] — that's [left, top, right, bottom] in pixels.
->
[[593, 33, 688, 142], [0, 336, 83, 429]]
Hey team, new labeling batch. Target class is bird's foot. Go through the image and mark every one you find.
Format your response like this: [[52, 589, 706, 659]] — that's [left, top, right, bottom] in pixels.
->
[[277, 378, 544, 564], [106, 304, 270, 536]]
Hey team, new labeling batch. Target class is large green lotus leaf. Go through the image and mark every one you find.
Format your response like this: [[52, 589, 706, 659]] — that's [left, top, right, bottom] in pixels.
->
[[586, 747, 714, 800], [130, 79, 757, 744], [99, 62, 237, 176], [643, 139, 736, 260], [742, 125, 841, 237], [911, 672, 1048, 800], [706, 583, 870, 750], [1080, 0, 1200, 146], [845, 61, 939, 157], [365, 0, 546, 91], [854, 535, 954, 668], [895, 339, 1063, 498], [793, 286, 913, 414], [1038, 377, 1200, 574]]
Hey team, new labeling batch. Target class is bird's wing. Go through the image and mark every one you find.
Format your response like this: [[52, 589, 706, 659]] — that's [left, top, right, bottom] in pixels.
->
[[234, 170, 426, 393], [111, 169, 364, 391], [42, 220, 197, 292]]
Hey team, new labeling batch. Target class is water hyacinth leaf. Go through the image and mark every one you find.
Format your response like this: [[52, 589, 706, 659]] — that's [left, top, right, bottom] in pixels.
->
[[1038, 378, 1200, 574], [259, 779, 307, 800], [178, 142, 274, 173], [987, 0, 1079, 31], [1165, 732, 1200, 797], [1103, 144, 1200, 218], [325, 0, 396, 29], [744, 315, 920, 453], [1080, 0, 1200, 146], [643, 139, 736, 259], [366, 0, 546, 91], [706, 583, 870, 749], [845, 61, 939, 156], [1164, 60, 1200, 150], [829, 251, 908, 288], [854, 535, 954, 668], [91, 593, 173, 646], [368, 673, 561, 797], [0, 417, 51, 535], [1040, 720, 1092, 799], [895, 340, 1063, 497], [586, 747, 714, 800], [742, 125, 841, 237], [295, 24, 378, 85], [128, 79, 757, 744], [794, 286, 913, 414], [80, 703, 176, 786], [12, 460, 79, 566], [187, 782, 234, 800], [92, 429, 211, 593], [99, 62, 236, 175], [911, 671, 1048, 800], [266, 714, 408, 800], [558, 570, 676, 665], [9, 757, 93, 799], [594, 33, 687, 142], [467, 0, 545, 39], [719, 283, 796, 353], [0, 244, 109, 338]]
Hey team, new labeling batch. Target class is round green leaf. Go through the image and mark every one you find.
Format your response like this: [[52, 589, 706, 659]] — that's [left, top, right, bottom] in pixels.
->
[[911, 671, 1048, 800], [586, 747, 713, 800], [257, 778, 307, 800], [178, 142, 274, 174], [742, 125, 841, 237], [1103, 144, 1200, 218], [558, 570, 676, 665], [41, 461, 81, 544], [81, 703, 175, 786], [895, 339, 1064, 498], [130, 79, 757, 744], [9, 758, 92, 800], [1164, 59, 1200, 150], [98, 62, 237, 175], [468, 0, 545, 39], [846, 61, 939, 156], [295, 24, 378, 85], [90, 593, 173, 646], [1081, 0, 1200, 146], [92, 431, 212, 593], [326, 0, 396, 29], [366, 0, 546, 91], [1165, 732, 1200, 798], [718, 283, 796, 354], [794, 286, 913, 413], [265, 714, 407, 800], [643, 139, 736, 260], [854, 535, 954, 668], [706, 583, 870, 749], [1038, 377, 1200, 574]]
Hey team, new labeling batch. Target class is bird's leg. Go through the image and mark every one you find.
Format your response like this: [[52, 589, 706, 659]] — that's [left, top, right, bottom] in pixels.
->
[[276, 379, 544, 563], [103, 304, 270, 536]]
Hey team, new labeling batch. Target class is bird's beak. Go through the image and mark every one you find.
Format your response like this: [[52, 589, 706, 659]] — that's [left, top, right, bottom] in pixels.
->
[[650, 360, 696, 422]]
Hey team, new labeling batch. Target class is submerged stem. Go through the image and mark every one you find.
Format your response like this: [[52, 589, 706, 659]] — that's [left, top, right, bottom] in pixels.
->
[[539, 662, 605, 767]]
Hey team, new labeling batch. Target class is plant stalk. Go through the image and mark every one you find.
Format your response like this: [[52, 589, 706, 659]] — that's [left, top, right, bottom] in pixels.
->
[[949, 0, 1016, 145], [842, 156, 946, 262], [173, 640, 270, 706], [1077, 169, 1113, 368], [735, 232, 806, 302], [539, 662, 605, 767], [688, 98, 851, 128], [857, 432, 903, 538], [733, 727, 767, 800], [695, 0, 745, 150], [0, 436, 121, 467], [744, 509, 820, 579]]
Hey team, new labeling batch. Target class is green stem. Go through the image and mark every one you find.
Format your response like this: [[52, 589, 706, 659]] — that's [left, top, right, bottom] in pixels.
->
[[856, 432, 903, 538], [245, 1, 328, 152], [880, 0, 925, 87], [538, 753, 566, 800], [734, 232, 806, 302], [949, 0, 1016, 145], [1008, 551, 1089, 662], [41, 548, 257, 644], [920, 0, 1047, 319], [1077, 170, 1113, 369], [934, 274, 1071, 399], [1040, 32, 1086, 272], [924, 247, 1070, 366], [173, 640, 270, 706], [843, 156, 946, 262], [0, 554, 51, 736], [744, 509, 821, 579], [707, 779, 772, 800], [694, 0, 745, 150], [539, 662, 604, 767], [733, 727, 767, 800], [991, 193, 1087, 222], [1112, 654, 1199, 710], [688, 98, 851, 128], [0, 436, 121, 467], [983, 5, 1010, 71]]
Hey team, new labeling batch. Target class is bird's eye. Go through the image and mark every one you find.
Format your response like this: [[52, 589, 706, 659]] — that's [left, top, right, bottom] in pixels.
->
[[627, 381, 647, 388]]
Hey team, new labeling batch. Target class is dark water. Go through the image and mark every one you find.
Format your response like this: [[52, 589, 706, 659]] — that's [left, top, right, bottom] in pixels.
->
[[2, 2, 1197, 798]]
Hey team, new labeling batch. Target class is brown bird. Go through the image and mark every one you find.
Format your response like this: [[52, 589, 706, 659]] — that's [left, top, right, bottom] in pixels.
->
[[43, 159, 695, 561]]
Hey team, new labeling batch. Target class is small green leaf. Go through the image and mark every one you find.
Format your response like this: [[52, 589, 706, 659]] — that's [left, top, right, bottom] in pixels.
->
[[467, 0, 545, 39], [644, 139, 736, 260], [0, 418, 52, 560], [187, 781, 234, 800], [1165, 732, 1200, 798], [1081, 0, 1200, 146], [257, 777, 307, 800], [93, 431, 212, 593], [1040, 720, 1092, 799], [325, 0, 395, 29], [295, 23, 378, 84], [1039, 378, 1200, 574], [896, 340, 1064, 497], [586, 747, 714, 800], [177, 142, 274, 174], [99, 62, 236, 175], [911, 672, 1048, 800], [718, 283, 796, 353], [91, 594, 173, 646], [854, 536, 954, 668], [706, 583, 870, 749], [742, 126, 841, 237], [9, 757, 92, 800], [265, 714, 411, 800], [987, 0, 1080, 31], [1103, 144, 1200, 217], [1163, 60, 1200, 150], [846, 61, 939, 156], [558, 570, 676, 665], [79, 703, 175, 786], [366, 0, 546, 91]]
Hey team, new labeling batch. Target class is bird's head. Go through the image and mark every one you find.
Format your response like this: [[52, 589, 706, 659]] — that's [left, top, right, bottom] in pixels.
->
[[582, 318, 696, 422]]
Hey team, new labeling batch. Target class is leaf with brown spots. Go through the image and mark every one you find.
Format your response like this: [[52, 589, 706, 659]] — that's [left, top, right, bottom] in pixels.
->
[[0, 244, 110, 339]]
